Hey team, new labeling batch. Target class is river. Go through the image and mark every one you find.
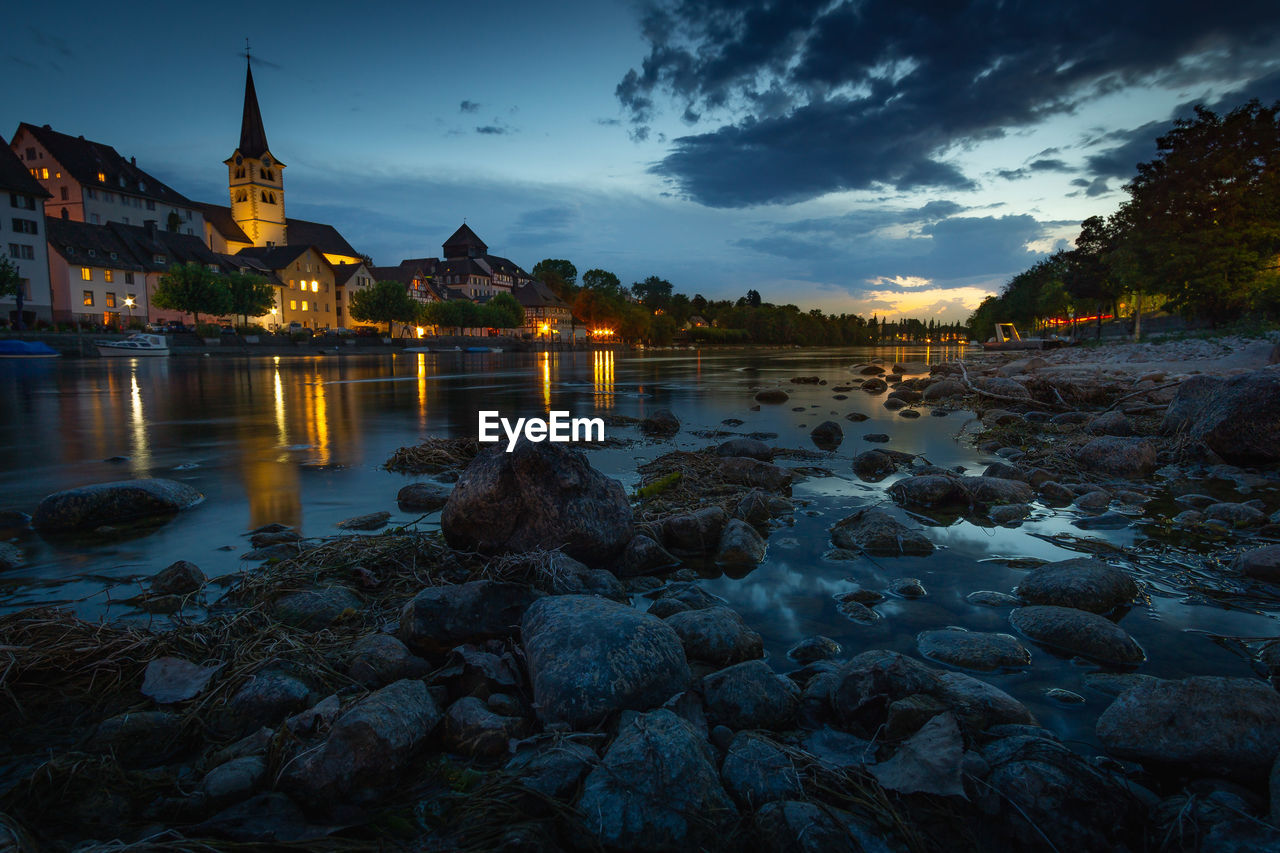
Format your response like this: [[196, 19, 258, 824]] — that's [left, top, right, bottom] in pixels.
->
[[0, 347, 1274, 750]]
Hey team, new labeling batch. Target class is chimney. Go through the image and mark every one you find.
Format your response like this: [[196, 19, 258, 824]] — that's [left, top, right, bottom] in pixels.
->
[[144, 220, 158, 240], [130, 156, 136, 165]]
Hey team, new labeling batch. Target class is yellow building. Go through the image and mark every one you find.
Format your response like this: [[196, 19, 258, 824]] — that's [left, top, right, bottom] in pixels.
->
[[224, 63, 286, 248], [237, 244, 337, 330]]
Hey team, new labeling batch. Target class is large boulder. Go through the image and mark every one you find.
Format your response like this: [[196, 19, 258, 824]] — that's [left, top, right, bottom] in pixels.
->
[[1073, 437, 1157, 478], [721, 733, 804, 808], [959, 476, 1034, 506], [277, 680, 440, 810], [1162, 371, 1280, 463], [1232, 544, 1280, 582], [851, 450, 896, 482], [922, 379, 966, 401], [577, 709, 737, 851], [716, 438, 773, 461], [397, 581, 542, 656], [522, 596, 690, 728], [718, 457, 793, 492], [916, 629, 1031, 671], [701, 659, 800, 730], [887, 475, 965, 508], [973, 377, 1031, 399], [640, 408, 681, 437], [714, 518, 767, 570], [830, 508, 934, 556], [1010, 606, 1144, 666], [1015, 558, 1139, 613], [1096, 676, 1280, 780], [441, 440, 633, 565], [664, 606, 763, 666], [33, 478, 204, 532]]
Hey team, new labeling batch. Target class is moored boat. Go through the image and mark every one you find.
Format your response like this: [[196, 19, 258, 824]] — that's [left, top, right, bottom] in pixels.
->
[[0, 340, 60, 359], [982, 323, 1069, 352], [95, 333, 170, 358]]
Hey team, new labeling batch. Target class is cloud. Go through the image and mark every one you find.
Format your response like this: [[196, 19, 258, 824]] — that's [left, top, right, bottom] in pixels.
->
[[509, 205, 577, 245], [460, 100, 481, 113], [618, 0, 1280, 207], [475, 125, 510, 135]]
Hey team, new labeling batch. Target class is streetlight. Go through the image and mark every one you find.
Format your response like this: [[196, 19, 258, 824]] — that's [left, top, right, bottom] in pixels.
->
[[270, 306, 278, 330], [123, 295, 135, 329]]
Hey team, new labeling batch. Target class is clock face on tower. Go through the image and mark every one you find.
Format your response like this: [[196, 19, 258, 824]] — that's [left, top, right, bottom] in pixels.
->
[[235, 155, 243, 165], [263, 156, 272, 167]]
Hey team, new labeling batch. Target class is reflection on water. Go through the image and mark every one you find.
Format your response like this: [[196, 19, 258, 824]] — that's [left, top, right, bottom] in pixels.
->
[[0, 346, 1275, 752]]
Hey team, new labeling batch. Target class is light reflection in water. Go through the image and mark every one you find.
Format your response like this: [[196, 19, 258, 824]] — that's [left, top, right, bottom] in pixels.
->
[[541, 351, 551, 410], [593, 349, 614, 409], [418, 353, 428, 429], [273, 368, 286, 453], [128, 367, 150, 473], [311, 371, 330, 466]]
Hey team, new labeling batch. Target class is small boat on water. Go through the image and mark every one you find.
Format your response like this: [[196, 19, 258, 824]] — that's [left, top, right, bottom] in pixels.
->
[[0, 340, 60, 359], [95, 333, 170, 358], [982, 323, 1069, 352], [464, 345, 503, 353]]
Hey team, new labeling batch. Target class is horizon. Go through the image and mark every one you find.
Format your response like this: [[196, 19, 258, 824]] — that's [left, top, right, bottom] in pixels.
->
[[8, 0, 1280, 322]]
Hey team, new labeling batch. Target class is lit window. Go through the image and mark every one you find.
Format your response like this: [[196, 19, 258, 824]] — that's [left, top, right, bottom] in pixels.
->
[[97, 171, 106, 182], [301, 301, 309, 311], [311, 281, 318, 292], [41, 168, 49, 180], [105, 292, 116, 308], [81, 267, 92, 280], [83, 291, 94, 306], [290, 300, 297, 310], [104, 270, 114, 283]]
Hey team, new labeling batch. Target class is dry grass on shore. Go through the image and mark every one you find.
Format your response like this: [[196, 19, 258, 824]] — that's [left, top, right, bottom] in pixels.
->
[[384, 437, 480, 473]]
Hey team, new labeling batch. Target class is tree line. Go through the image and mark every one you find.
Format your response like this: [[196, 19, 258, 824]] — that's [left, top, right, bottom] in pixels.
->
[[969, 100, 1280, 341]]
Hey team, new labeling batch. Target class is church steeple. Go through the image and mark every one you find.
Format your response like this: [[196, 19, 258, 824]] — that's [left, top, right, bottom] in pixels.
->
[[239, 62, 270, 159], [225, 58, 286, 248]]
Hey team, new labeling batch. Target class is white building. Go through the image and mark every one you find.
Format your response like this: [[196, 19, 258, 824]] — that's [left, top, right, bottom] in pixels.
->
[[0, 136, 53, 326]]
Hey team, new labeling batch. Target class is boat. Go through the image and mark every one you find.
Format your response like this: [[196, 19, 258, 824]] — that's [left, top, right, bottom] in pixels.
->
[[982, 323, 1069, 352], [95, 333, 170, 358], [464, 346, 491, 353], [0, 340, 60, 359]]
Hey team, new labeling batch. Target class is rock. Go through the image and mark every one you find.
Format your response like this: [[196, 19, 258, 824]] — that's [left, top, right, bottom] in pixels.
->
[[893, 361, 929, 374], [398, 580, 542, 656], [869, 712, 966, 797], [809, 420, 843, 450], [836, 597, 881, 624], [718, 457, 793, 492], [647, 582, 724, 619], [523, 595, 690, 727], [619, 533, 679, 576], [887, 474, 964, 508], [1046, 688, 1084, 704], [85, 710, 185, 767], [888, 577, 927, 597], [923, 379, 966, 401], [967, 590, 1021, 607], [1074, 437, 1157, 478], [640, 408, 681, 436], [1233, 544, 1280, 582], [734, 489, 773, 526], [934, 671, 1036, 732], [750, 800, 893, 853], [721, 733, 803, 808], [851, 450, 896, 482], [396, 482, 451, 511], [148, 559, 206, 596], [249, 529, 301, 548], [916, 629, 1031, 671], [974, 377, 1031, 399], [715, 437, 773, 460], [787, 636, 842, 663], [142, 656, 222, 704], [830, 508, 934, 556], [1086, 411, 1134, 436], [505, 737, 599, 799], [1073, 511, 1132, 530], [664, 506, 729, 555], [194, 792, 324, 843], [715, 518, 766, 570], [1073, 489, 1111, 510], [888, 387, 923, 404], [226, 671, 314, 733], [278, 680, 440, 809], [830, 650, 941, 732], [1096, 676, 1280, 780], [883, 397, 906, 411], [1204, 501, 1266, 527], [960, 476, 1035, 506], [790, 375, 822, 384], [665, 606, 763, 666], [863, 432, 890, 443], [577, 709, 736, 851], [346, 634, 430, 687], [702, 659, 800, 730], [1172, 509, 1204, 525], [989, 503, 1031, 524], [0, 541, 24, 570], [1051, 410, 1092, 425], [1082, 672, 1162, 697], [441, 440, 633, 566], [32, 478, 204, 532], [844, 412, 869, 422], [978, 735, 1144, 850], [273, 587, 361, 631], [240, 542, 300, 561], [982, 462, 1026, 481], [1162, 371, 1280, 464], [1038, 481, 1075, 506], [335, 511, 390, 531], [442, 696, 529, 757], [754, 389, 789, 404], [1015, 558, 1138, 614], [861, 377, 888, 393], [202, 755, 267, 806], [1010, 606, 1144, 666]]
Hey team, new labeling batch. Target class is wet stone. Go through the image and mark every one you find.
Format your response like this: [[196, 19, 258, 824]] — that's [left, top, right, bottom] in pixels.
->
[[967, 590, 1021, 607], [917, 629, 1031, 671], [1010, 606, 1145, 667], [787, 635, 843, 663]]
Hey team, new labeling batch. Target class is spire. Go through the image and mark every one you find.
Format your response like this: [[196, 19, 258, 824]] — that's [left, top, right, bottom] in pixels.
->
[[239, 60, 269, 159]]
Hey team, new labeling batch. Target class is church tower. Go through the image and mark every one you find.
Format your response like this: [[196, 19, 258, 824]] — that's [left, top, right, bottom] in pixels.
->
[[225, 61, 286, 247]]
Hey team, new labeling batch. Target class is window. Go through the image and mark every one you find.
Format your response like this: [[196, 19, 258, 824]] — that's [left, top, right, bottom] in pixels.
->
[[40, 168, 49, 180], [24, 147, 35, 161], [11, 218, 37, 234], [9, 193, 35, 210], [81, 267, 92, 280], [289, 299, 297, 310], [90, 214, 100, 224], [185, 210, 192, 220], [105, 292, 116, 308], [301, 300, 309, 311], [83, 291, 94, 306], [97, 172, 106, 182], [154, 255, 166, 264], [103, 192, 114, 203], [125, 272, 134, 284], [105, 270, 115, 283], [109, 252, 117, 260], [146, 200, 155, 211], [60, 186, 68, 201], [8, 243, 34, 260], [87, 249, 95, 258], [86, 188, 97, 200], [311, 281, 318, 292], [261, 191, 269, 203], [17, 279, 30, 298], [234, 189, 247, 202], [122, 217, 129, 224], [61, 209, 68, 219]]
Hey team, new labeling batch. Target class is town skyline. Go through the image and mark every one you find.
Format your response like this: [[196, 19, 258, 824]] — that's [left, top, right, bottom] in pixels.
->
[[7, 0, 1280, 321]]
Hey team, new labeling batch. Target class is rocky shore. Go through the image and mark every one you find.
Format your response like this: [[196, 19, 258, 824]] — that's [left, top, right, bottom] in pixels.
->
[[3, 338, 1280, 851]]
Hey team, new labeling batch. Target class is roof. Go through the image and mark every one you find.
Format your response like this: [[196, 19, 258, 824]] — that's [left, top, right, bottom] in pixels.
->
[[514, 279, 571, 310], [236, 243, 319, 270], [442, 223, 487, 258], [192, 201, 252, 244], [0, 135, 50, 197], [286, 217, 361, 259], [106, 221, 224, 272], [331, 262, 366, 286], [238, 63, 270, 160], [15, 123, 193, 207], [45, 217, 147, 271]]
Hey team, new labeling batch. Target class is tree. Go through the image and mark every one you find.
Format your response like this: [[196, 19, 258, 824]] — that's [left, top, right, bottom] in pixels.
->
[[745, 289, 762, 308], [483, 292, 524, 329], [226, 271, 276, 327], [0, 255, 26, 330], [348, 280, 419, 335], [152, 262, 232, 325], [532, 259, 578, 300], [632, 275, 673, 311], [581, 268, 621, 296]]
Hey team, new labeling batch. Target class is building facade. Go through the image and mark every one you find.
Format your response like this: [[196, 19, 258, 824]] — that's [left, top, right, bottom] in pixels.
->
[[237, 244, 337, 330], [0, 137, 52, 326]]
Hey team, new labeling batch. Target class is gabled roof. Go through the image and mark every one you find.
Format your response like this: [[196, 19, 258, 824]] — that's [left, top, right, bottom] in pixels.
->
[[15, 123, 193, 207], [193, 201, 252, 244], [485, 254, 531, 279], [331, 262, 368, 287], [238, 63, 271, 160], [514, 279, 571, 310], [286, 217, 361, 259], [0, 135, 50, 197], [45, 217, 147, 271], [236, 243, 320, 270], [106, 221, 224, 272], [442, 223, 487, 258]]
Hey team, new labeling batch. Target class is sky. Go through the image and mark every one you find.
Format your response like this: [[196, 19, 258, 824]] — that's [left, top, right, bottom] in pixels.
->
[[7, 0, 1280, 321]]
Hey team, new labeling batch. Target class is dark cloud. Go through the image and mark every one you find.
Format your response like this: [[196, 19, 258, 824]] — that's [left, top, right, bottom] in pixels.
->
[[460, 100, 481, 113], [996, 157, 1075, 181], [475, 125, 509, 135], [1069, 176, 1113, 197], [509, 205, 577, 245], [619, 0, 1280, 207]]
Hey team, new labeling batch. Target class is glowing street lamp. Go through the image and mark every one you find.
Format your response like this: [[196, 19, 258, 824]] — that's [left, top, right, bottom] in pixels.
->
[[270, 306, 278, 330], [123, 295, 135, 327]]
